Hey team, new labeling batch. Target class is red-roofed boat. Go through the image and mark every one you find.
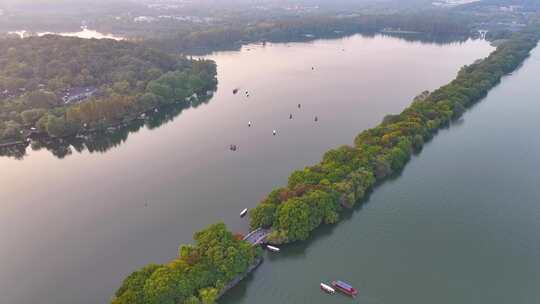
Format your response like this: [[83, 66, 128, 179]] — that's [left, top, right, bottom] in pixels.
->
[[331, 280, 358, 297]]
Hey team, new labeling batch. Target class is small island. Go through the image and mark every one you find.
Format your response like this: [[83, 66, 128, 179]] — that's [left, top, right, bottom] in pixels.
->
[[0, 35, 217, 148]]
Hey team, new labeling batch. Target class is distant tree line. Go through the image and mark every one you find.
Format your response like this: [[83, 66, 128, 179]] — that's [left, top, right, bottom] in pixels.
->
[[111, 223, 260, 304], [249, 27, 540, 244], [141, 13, 474, 53], [0, 35, 217, 143]]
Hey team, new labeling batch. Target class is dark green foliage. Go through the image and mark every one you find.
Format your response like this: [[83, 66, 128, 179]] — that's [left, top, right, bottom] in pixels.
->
[[112, 223, 258, 304], [250, 28, 540, 245], [112, 264, 160, 304], [266, 189, 341, 243], [0, 36, 216, 143], [248, 203, 276, 229], [142, 13, 473, 53]]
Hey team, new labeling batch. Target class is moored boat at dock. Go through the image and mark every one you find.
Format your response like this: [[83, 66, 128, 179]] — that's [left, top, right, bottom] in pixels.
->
[[266, 245, 280, 252], [240, 208, 248, 217]]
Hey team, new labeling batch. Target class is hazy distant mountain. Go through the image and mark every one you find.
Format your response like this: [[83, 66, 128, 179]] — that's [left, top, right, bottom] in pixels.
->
[[0, 0, 136, 10]]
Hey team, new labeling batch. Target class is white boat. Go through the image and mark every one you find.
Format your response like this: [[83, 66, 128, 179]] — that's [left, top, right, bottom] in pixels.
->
[[266, 245, 280, 253], [240, 208, 248, 217], [320, 283, 335, 294]]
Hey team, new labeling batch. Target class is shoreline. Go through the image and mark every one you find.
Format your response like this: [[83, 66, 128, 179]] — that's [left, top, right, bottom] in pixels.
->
[[216, 256, 264, 300], [0, 93, 212, 154], [0, 140, 27, 148]]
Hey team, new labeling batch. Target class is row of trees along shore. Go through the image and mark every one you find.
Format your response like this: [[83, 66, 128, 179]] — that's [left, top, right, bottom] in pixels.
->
[[112, 27, 539, 304], [249, 27, 540, 244], [0, 36, 217, 144]]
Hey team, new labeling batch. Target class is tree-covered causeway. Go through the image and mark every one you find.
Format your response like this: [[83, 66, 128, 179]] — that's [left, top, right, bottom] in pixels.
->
[[249, 28, 540, 244], [111, 27, 540, 304]]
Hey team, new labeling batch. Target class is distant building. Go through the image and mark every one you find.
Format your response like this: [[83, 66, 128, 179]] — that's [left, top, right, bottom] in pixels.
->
[[134, 16, 156, 23], [0, 89, 9, 98], [432, 0, 481, 8]]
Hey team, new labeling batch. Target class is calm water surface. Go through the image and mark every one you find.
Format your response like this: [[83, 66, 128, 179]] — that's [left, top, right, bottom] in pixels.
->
[[0, 35, 493, 304], [222, 46, 540, 304]]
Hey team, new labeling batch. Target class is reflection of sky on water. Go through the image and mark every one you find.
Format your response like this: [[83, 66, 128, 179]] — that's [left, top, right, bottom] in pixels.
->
[[0, 34, 493, 304]]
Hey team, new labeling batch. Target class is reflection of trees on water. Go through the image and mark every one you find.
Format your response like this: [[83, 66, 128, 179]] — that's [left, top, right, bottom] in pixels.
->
[[376, 32, 471, 45], [0, 93, 214, 159], [268, 31, 471, 47], [190, 32, 472, 56], [0, 144, 27, 160]]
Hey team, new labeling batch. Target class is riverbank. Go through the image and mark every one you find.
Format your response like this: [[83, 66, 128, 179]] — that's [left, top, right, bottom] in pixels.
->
[[0, 90, 214, 159], [111, 223, 261, 304], [216, 256, 263, 300], [0, 140, 26, 148], [0, 36, 217, 150]]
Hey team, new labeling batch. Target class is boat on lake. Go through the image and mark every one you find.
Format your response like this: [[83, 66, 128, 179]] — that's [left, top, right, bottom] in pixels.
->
[[266, 245, 280, 252], [240, 208, 248, 217], [320, 283, 335, 295], [331, 280, 358, 297]]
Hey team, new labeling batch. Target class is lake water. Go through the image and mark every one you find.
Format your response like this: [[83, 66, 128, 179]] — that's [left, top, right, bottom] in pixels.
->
[[0, 35, 496, 304], [221, 46, 540, 304]]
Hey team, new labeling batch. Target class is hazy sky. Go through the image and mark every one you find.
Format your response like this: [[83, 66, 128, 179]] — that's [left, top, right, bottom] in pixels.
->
[[0, 0, 437, 16], [0, 0, 414, 7]]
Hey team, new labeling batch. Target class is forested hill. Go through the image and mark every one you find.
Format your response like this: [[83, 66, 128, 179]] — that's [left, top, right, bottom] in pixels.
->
[[0, 35, 177, 92], [0, 35, 217, 144]]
